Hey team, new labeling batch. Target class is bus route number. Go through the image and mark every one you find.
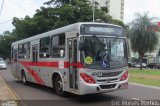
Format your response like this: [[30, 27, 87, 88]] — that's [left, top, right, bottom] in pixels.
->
[[91, 72, 103, 77]]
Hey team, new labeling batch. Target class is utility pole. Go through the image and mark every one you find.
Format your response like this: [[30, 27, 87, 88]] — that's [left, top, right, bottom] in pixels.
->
[[92, 0, 95, 22], [0, 0, 5, 16]]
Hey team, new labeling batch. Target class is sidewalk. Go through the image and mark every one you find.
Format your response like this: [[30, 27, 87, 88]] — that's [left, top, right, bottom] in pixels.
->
[[0, 75, 17, 100]]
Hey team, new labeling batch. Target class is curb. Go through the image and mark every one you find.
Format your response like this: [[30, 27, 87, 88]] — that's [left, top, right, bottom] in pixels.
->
[[2, 78, 21, 100], [0, 75, 28, 106], [0, 75, 18, 100], [130, 82, 160, 90]]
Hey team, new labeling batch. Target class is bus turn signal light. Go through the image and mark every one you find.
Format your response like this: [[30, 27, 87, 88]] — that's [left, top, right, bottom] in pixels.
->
[[80, 73, 96, 84], [120, 71, 128, 81]]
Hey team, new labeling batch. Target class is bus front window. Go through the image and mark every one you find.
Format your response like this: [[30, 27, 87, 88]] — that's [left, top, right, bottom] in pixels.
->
[[80, 37, 127, 69]]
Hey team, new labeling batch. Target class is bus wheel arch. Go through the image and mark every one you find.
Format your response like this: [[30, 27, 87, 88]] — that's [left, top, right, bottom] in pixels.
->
[[52, 72, 65, 96], [21, 69, 28, 85]]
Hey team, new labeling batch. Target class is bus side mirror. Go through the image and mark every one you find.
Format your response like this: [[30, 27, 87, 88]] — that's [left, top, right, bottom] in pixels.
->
[[79, 42, 85, 51]]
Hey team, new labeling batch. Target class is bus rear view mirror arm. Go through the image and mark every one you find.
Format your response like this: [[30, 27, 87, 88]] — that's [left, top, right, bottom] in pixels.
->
[[79, 42, 85, 51]]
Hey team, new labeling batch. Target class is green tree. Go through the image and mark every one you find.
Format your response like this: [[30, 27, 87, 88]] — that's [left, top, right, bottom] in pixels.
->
[[0, 0, 127, 58], [43, 0, 125, 27], [11, 0, 126, 40], [12, 15, 51, 40], [0, 31, 16, 58], [129, 13, 158, 70]]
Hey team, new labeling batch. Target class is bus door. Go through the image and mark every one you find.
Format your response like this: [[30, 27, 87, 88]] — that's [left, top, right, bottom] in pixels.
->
[[67, 38, 78, 90], [32, 45, 39, 82], [12, 48, 18, 77]]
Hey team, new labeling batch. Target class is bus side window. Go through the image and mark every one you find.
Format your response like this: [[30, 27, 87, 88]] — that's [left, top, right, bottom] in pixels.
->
[[39, 37, 50, 58], [18, 42, 30, 59], [18, 44, 23, 59], [23, 42, 30, 59], [51, 33, 65, 58], [13, 49, 17, 62]]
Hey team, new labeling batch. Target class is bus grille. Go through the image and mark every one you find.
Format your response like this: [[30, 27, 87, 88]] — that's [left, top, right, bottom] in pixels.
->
[[100, 84, 117, 89], [100, 71, 123, 77], [97, 78, 118, 82]]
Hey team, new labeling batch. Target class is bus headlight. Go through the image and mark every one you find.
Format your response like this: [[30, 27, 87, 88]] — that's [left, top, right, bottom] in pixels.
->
[[120, 71, 128, 81], [80, 73, 96, 84]]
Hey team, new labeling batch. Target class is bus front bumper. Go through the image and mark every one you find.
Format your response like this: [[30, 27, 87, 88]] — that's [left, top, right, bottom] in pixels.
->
[[78, 79, 128, 95]]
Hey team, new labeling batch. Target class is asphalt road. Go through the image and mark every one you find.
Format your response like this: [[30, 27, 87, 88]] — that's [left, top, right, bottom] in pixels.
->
[[0, 65, 160, 106]]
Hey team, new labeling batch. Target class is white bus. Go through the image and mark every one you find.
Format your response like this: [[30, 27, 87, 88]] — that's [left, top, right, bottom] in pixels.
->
[[11, 22, 128, 96]]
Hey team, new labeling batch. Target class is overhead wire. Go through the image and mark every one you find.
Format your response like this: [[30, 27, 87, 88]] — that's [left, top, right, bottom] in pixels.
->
[[0, 0, 5, 16], [0, 0, 13, 25], [0, 19, 12, 24]]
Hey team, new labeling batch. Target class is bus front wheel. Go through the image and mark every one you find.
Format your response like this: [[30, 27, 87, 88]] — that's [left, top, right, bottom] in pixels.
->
[[54, 75, 65, 96]]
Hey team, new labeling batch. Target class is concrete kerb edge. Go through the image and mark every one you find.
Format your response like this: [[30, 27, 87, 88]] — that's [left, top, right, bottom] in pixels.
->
[[0, 75, 18, 100], [0, 75, 28, 106], [130, 82, 160, 90]]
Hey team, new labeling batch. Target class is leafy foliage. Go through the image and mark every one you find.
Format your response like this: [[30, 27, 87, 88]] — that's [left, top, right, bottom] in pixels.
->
[[0, 0, 126, 58], [0, 31, 16, 58], [12, 16, 51, 40], [129, 13, 159, 70]]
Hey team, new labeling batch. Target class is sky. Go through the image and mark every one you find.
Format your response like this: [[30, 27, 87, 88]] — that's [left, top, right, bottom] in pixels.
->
[[0, 0, 48, 34], [124, 0, 160, 24], [0, 0, 160, 34]]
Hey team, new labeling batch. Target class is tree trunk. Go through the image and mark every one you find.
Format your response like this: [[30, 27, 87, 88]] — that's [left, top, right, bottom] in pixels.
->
[[139, 56, 143, 70]]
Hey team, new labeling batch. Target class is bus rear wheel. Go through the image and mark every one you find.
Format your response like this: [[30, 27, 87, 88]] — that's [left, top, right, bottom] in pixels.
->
[[21, 72, 28, 85], [54, 75, 65, 96]]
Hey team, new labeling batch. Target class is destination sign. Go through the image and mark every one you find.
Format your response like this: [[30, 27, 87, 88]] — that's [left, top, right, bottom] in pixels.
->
[[80, 24, 124, 36], [89, 27, 114, 33]]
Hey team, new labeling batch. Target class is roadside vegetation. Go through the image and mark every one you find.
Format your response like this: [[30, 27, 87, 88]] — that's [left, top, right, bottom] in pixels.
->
[[127, 13, 159, 70], [129, 68, 160, 87]]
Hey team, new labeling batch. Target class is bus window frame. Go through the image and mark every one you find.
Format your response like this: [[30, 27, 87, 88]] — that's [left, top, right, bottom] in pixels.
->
[[39, 36, 51, 58], [18, 42, 30, 59], [50, 33, 66, 58]]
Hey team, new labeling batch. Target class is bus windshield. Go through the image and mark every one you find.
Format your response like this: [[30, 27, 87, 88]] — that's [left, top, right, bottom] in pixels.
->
[[80, 36, 127, 69]]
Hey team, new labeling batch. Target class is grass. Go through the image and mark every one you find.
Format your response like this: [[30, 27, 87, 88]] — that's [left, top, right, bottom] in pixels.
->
[[129, 76, 160, 87], [129, 68, 160, 87], [129, 68, 160, 76]]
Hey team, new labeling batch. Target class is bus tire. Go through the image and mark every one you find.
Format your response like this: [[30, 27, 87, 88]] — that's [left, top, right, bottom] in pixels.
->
[[54, 75, 65, 96], [21, 71, 28, 85]]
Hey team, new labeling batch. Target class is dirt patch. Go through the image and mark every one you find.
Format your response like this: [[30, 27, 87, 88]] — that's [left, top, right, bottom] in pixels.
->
[[129, 74, 160, 80]]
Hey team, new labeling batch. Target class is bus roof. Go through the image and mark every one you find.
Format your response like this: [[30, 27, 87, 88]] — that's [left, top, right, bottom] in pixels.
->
[[11, 22, 122, 46]]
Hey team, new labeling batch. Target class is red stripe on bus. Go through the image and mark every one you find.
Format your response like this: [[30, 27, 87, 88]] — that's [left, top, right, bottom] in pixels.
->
[[64, 62, 84, 68], [18, 61, 58, 68], [25, 66, 45, 85], [16, 60, 84, 85], [18, 61, 45, 85], [18, 60, 84, 68], [33, 62, 58, 67]]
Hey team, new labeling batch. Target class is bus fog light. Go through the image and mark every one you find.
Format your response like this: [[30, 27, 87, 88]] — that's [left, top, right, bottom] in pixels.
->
[[121, 83, 128, 88]]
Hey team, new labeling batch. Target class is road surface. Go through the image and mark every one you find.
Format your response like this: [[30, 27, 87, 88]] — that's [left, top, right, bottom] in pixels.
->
[[0, 65, 160, 106]]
